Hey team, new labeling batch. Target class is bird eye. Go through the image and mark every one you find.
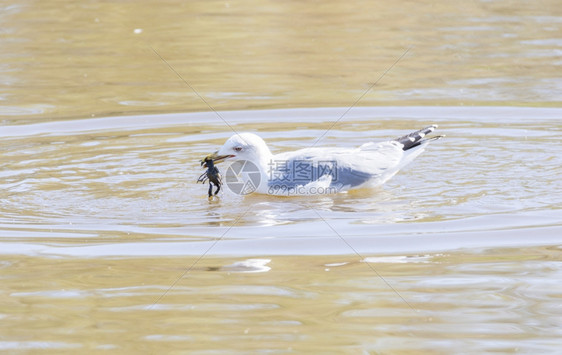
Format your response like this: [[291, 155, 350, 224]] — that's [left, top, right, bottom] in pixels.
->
[[234, 146, 242, 152]]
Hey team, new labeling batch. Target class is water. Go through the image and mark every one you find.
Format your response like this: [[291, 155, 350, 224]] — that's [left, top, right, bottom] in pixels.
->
[[2, 107, 562, 353], [2, 0, 562, 353], [2, 0, 561, 124]]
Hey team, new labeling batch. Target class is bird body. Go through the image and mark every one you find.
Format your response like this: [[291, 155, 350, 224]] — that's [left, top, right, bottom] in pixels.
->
[[206, 125, 442, 195]]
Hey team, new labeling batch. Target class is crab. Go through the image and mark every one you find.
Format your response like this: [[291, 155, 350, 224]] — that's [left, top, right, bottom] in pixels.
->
[[197, 156, 222, 197]]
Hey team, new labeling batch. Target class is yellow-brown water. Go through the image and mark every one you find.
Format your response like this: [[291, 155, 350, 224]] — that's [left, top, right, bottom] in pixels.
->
[[2, 0, 561, 124], [1, 0, 562, 354]]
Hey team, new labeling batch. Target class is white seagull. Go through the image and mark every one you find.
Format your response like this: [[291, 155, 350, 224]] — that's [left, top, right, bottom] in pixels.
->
[[205, 125, 443, 195]]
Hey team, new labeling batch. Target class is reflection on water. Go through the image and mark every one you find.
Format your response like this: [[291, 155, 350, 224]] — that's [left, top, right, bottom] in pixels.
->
[[1, 248, 561, 353]]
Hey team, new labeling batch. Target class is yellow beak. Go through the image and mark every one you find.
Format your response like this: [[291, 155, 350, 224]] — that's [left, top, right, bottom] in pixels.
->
[[201, 152, 235, 166]]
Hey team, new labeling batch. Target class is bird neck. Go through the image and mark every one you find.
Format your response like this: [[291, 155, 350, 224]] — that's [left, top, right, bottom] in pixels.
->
[[255, 152, 273, 171]]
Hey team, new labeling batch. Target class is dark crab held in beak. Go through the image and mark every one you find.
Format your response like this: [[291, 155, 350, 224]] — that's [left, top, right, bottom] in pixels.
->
[[197, 154, 226, 198]]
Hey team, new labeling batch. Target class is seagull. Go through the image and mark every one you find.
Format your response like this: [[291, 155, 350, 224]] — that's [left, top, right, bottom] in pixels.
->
[[205, 125, 443, 195]]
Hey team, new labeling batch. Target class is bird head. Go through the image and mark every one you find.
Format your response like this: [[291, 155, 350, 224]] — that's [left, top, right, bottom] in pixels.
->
[[204, 132, 272, 166]]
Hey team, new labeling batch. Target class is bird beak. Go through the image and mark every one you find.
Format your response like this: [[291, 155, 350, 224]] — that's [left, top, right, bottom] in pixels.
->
[[201, 151, 235, 165]]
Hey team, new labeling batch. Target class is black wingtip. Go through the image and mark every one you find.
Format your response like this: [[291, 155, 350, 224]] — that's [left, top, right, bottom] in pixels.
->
[[394, 125, 441, 151]]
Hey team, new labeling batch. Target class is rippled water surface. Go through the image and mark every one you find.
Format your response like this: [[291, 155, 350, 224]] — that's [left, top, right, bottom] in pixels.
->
[[2, 107, 562, 353], [2, 107, 562, 257], [2, 0, 562, 353]]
